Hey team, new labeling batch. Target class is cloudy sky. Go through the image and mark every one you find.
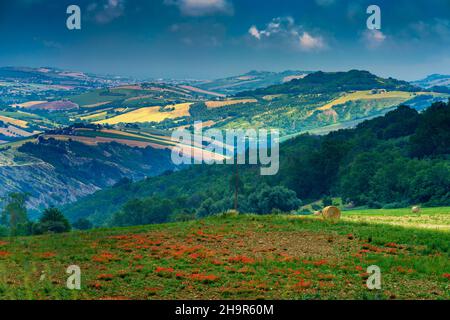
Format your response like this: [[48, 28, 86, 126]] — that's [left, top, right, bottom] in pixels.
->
[[0, 0, 449, 80]]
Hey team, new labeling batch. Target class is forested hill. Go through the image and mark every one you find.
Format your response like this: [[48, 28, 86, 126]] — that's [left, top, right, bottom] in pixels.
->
[[64, 100, 450, 227], [237, 70, 420, 96]]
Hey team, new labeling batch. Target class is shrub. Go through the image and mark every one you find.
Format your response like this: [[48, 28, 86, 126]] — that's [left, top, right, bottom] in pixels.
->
[[247, 185, 301, 214], [34, 208, 71, 235]]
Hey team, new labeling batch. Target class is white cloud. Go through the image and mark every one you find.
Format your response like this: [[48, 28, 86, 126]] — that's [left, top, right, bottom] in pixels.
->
[[88, 0, 126, 24], [248, 17, 327, 52], [165, 0, 233, 17], [299, 32, 325, 51], [362, 29, 387, 48], [248, 26, 261, 40]]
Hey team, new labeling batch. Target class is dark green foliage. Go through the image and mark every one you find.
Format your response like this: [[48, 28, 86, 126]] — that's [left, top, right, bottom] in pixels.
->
[[410, 101, 450, 158], [188, 102, 208, 118], [356, 105, 420, 140], [0, 225, 8, 237], [428, 86, 450, 94], [246, 185, 301, 214], [322, 196, 333, 207], [111, 197, 174, 227], [72, 218, 93, 230], [33, 207, 71, 235]]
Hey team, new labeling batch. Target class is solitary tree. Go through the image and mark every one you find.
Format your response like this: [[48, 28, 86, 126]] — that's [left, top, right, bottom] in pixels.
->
[[1, 193, 29, 236], [34, 207, 71, 234]]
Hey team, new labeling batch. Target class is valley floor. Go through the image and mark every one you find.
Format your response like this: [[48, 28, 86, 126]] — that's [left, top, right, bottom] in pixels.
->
[[0, 208, 449, 300]]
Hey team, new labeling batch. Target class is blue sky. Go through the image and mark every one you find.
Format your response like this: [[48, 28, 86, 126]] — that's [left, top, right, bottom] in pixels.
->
[[0, 0, 449, 80]]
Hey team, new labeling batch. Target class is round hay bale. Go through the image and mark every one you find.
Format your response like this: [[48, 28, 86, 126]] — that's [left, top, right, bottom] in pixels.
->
[[411, 206, 421, 214], [322, 206, 341, 222]]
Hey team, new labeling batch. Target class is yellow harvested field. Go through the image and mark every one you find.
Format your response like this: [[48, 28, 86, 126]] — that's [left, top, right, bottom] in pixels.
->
[[317, 90, 421, 111], [205, 99, 257, 109], [96, 103, 192, 125], [0, 116, 28, 128]]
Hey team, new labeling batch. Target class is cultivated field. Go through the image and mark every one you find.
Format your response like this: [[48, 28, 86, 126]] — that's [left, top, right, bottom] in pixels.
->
[[342, 207, 450, 231], [0, 115, 28, 128], [0, 208, 448, 300], [96, 103, 192, 125]]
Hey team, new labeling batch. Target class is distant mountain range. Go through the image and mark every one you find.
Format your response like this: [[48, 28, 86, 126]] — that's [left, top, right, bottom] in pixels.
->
[[0, 66, 130, 88]]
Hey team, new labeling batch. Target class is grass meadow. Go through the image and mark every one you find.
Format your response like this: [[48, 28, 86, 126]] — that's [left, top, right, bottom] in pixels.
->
[[0, 208, 448, 300]]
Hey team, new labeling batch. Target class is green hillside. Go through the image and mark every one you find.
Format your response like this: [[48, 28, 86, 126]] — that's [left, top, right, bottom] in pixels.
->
[[238, 70, 419, 96], [64, 100, 450, 226]]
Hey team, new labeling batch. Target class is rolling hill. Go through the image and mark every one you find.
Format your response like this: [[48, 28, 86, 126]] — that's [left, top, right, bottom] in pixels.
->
[[1, 68, 449, 217], [2, 69, 448, 143], [188, 70, 312, 95], [0, 66, 128, 89], [412, 74, 450, 94], [413, 74, 450, 89]]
